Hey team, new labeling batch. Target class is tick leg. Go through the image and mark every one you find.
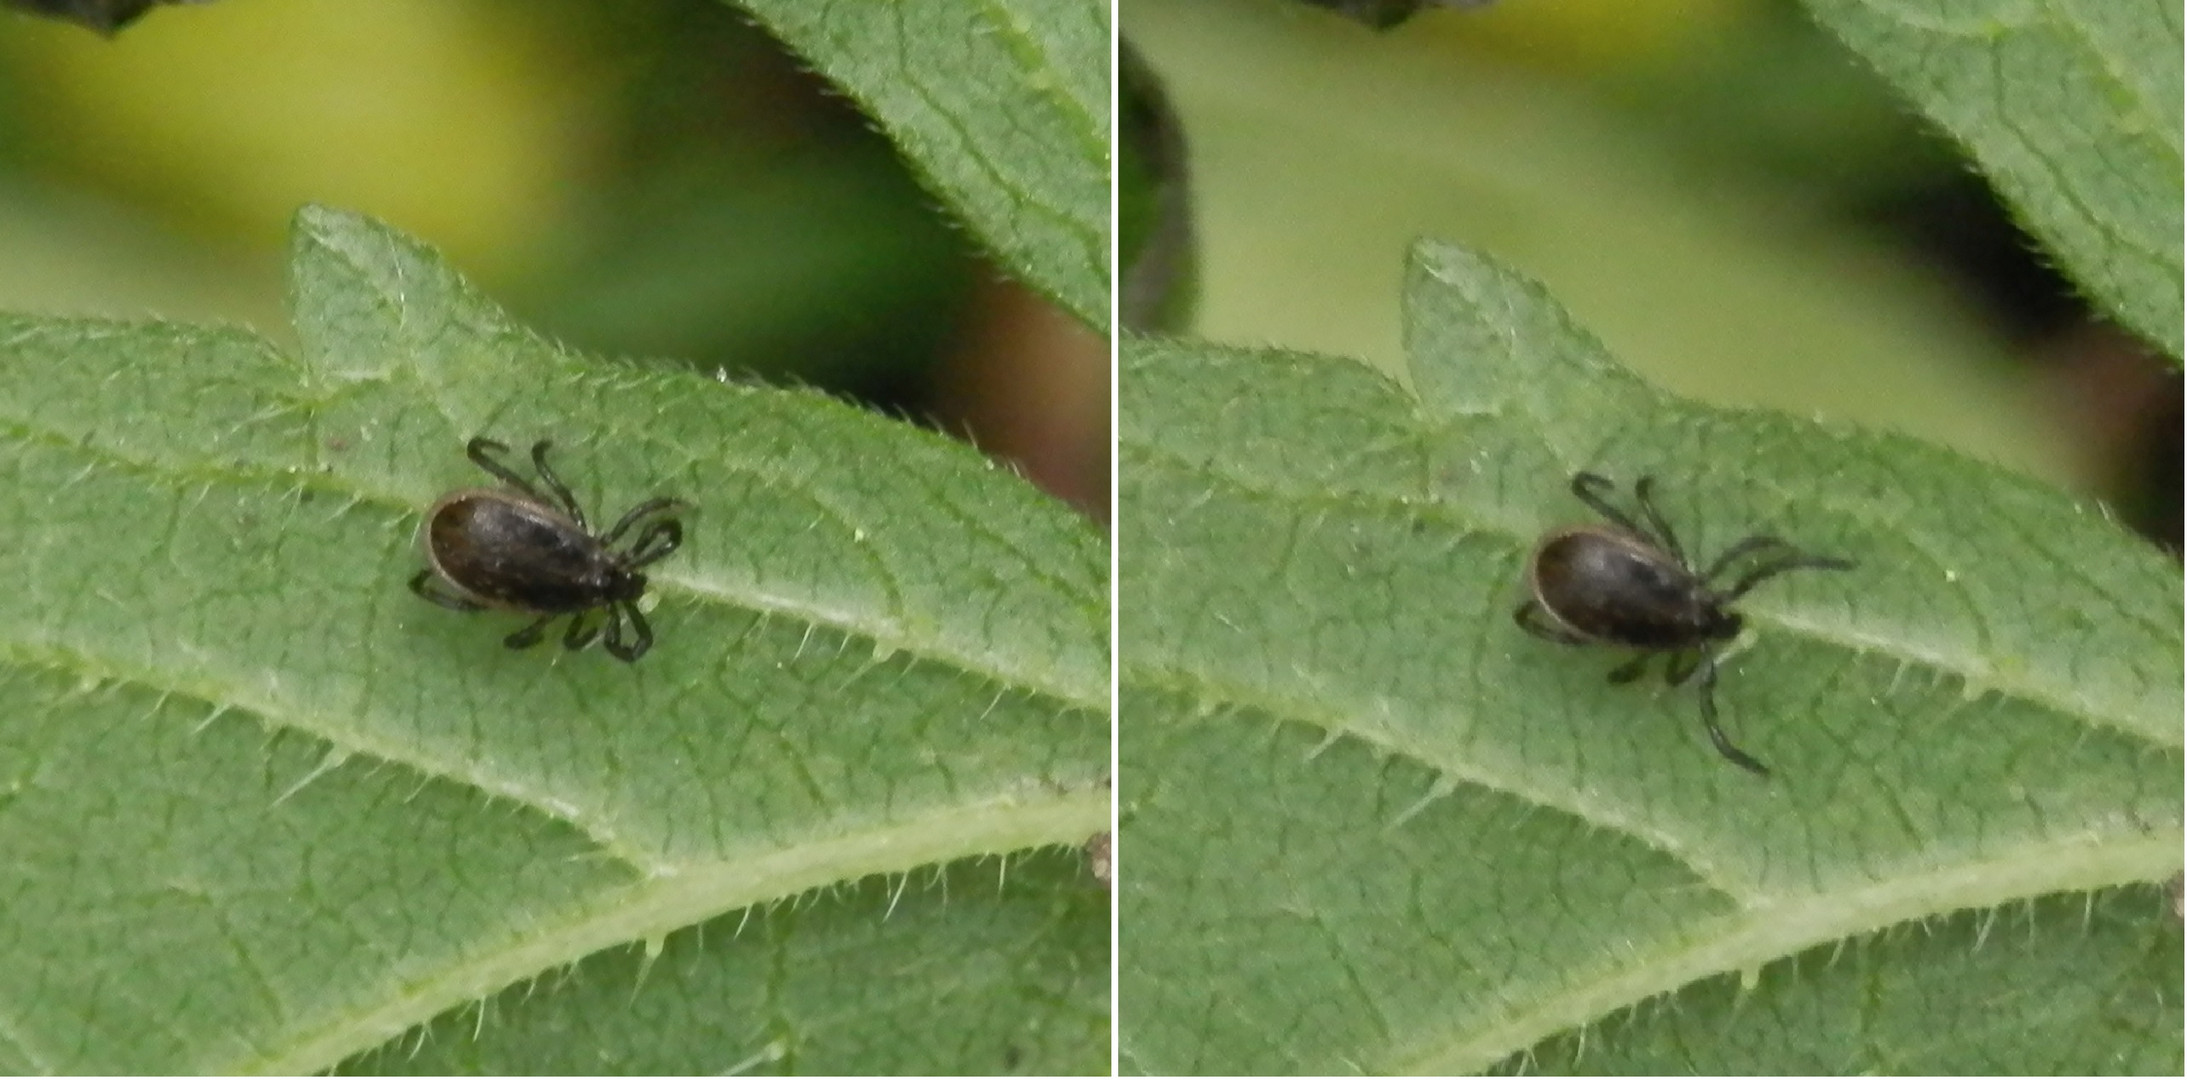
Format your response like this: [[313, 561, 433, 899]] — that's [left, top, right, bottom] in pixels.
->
[[604, 497, 686, 548], [465, 438, 551, 504], [1718, 551, 1857, 603], [625, 518, 684, 567], [409, 570, 484, 612], [1698, 535, 1799, 583], [563, 609, 600, 650], [1695, 658, 1770, 777], [503, 615, 554, 651], [1570, 472, 1652, 541], [1663, 649, 1702, 687], [1631, 477, 1685, 562], [526, 440, 589, 531], [605, 600, 653, 662], [598, 604, 623, 656], [1606, 653, 1652, 684], [1514, 601, 1589, 645]]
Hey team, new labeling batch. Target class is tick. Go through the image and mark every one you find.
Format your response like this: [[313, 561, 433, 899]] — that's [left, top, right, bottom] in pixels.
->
[[409, 437, 686, 662], [1514, 471, 1853, 776]]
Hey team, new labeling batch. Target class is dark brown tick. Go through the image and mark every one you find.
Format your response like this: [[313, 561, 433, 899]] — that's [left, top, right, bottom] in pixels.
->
[[410, 438, 686, 662], [1514, 471, 1853, 776]]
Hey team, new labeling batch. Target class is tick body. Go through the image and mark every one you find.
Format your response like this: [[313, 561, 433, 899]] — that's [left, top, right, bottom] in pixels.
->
[[1515, 472, 1852, 776], [410, 438, 685, 662]]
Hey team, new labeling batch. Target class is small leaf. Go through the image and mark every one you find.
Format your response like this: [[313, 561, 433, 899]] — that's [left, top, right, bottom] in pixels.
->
[[1286, 0, 1498, 31], [733, 0, 1110, 330], [0, 0, 207, 34], [1118, 239, 2181, 1074], [0, 206, 1108, 1074], [1800, 0, 2183, 358], [1119, 38, 1197, 333]]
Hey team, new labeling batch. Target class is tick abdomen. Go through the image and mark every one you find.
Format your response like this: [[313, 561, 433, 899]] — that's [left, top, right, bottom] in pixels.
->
[[1531, 529, 1724, 647], [426, 493, 632, 612]]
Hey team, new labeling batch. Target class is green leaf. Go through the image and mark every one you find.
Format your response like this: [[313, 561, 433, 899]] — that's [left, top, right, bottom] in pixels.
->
[[0, 206, 1109, 1075], [733, 0, 1110, 330], [1118, 239, 2182, 1074], [1799, 0, 2183, 358]]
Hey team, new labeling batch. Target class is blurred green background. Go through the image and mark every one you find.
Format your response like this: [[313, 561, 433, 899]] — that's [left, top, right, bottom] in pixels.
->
[[1124, 0, 2178, 545], [0, 0, 1109, 514]]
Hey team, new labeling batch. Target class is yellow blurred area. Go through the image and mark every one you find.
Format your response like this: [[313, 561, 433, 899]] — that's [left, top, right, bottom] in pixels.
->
[[1129, 0, 2079, 486], [1418, 0, 1756, 73], [0, 0, 601, 276]]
